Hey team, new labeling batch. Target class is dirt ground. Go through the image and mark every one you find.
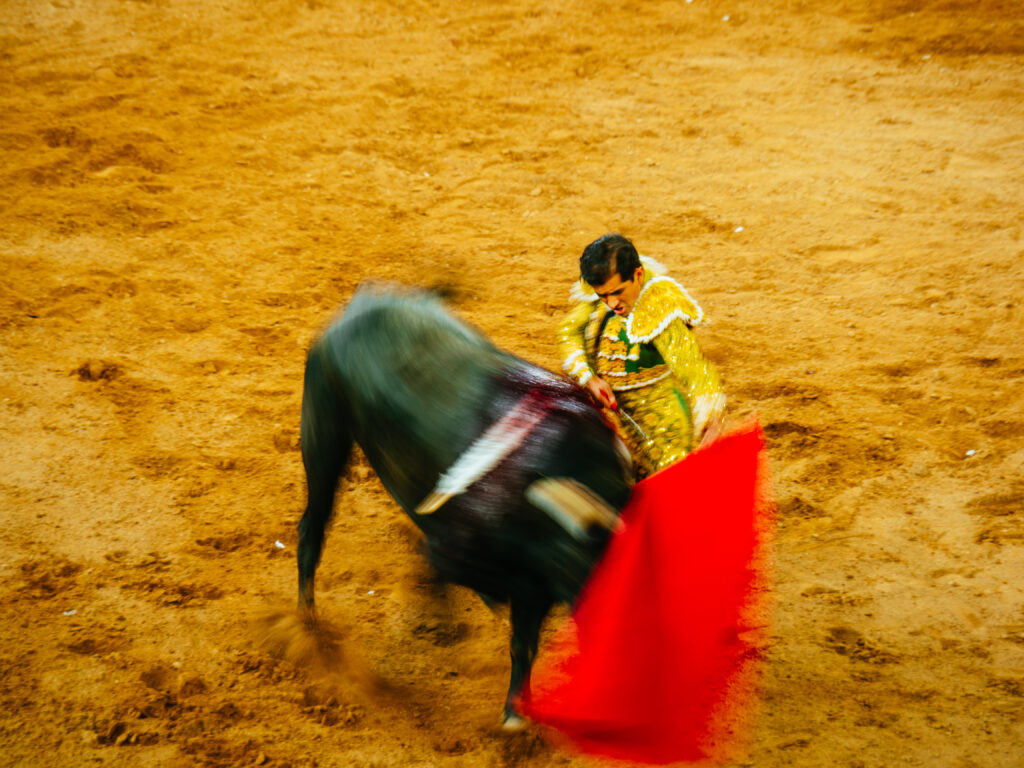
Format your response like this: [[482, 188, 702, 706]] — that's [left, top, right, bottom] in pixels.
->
[[2, 0, 1023, 766]]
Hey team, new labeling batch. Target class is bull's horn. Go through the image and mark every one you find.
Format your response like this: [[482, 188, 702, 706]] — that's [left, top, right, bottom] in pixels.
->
[[525, 478, 622, 540], [415, 491, 452, 515]]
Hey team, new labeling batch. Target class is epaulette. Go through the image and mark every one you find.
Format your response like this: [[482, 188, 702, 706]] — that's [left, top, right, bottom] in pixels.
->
[[625, 276, 706, 344]]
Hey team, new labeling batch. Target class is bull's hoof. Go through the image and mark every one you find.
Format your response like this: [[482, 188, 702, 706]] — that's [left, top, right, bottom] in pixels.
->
[[501, 713, 528, 732]]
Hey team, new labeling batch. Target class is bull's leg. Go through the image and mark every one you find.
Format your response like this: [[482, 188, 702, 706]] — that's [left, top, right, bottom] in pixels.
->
[[297, 347, 353, 612], [503, 592, 551, 729]]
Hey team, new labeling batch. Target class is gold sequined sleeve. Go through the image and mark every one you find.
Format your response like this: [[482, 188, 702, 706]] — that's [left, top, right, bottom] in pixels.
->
[[557, 300, 597, 387], [651, 318, 726, 439]]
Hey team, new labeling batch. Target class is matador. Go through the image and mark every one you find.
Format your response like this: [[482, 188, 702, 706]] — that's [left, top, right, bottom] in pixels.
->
[[558, 234, 726, 479]]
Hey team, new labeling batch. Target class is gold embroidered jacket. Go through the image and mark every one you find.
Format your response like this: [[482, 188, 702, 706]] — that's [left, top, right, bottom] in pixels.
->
[[558, 259, 726, 477]]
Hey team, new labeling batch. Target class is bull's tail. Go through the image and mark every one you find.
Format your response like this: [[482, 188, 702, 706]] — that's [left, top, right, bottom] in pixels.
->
[[297, 344, 353, 611]]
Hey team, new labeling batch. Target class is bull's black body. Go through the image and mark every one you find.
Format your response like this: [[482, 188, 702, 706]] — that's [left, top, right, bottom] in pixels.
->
[[297, 285, 631, 722]]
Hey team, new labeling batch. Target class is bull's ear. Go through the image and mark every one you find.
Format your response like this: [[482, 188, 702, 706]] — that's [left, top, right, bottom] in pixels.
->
[[525, 478, 623, 540], [426, 281, 467, 304]]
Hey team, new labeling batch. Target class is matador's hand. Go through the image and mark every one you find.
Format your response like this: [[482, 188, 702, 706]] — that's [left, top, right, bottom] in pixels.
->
[[586, 376, 618, 411], [698, 417, 723, 448], [693, 392, 727, 447]]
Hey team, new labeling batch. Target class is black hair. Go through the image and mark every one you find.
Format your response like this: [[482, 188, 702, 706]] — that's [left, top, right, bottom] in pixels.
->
[[579, 233, 641, 287]]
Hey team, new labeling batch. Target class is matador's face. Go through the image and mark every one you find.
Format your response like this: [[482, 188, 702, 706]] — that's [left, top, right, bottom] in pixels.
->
[[590, 266, 645, 317]]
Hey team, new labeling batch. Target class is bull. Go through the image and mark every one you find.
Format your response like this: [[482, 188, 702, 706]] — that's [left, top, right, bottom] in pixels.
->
[[296, 284, 632, 727]]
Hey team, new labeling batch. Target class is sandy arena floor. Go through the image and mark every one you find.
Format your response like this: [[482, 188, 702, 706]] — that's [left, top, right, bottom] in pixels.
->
[[2, 1, 1023, 766]]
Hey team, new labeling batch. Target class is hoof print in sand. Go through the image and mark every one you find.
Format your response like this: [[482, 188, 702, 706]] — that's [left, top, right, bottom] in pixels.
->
[[74, 359, 121, 381], [824, 626, 899, 665]]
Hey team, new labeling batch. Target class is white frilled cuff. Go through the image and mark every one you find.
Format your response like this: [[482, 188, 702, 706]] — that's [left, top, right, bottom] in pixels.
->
[[562, 349, 593, 388]]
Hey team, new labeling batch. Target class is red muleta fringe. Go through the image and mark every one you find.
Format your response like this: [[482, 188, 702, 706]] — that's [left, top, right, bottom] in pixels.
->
[[519, 420, 775, 765]]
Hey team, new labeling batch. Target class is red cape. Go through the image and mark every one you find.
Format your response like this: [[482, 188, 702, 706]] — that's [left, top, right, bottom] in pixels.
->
[[519, 421, 774, 765]]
